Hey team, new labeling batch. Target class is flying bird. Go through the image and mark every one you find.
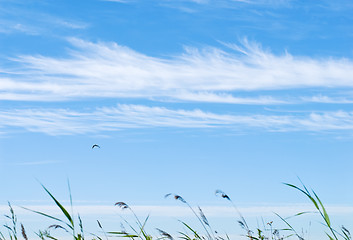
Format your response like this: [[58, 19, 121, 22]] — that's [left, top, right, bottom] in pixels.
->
[[92, 144, 100, 149]]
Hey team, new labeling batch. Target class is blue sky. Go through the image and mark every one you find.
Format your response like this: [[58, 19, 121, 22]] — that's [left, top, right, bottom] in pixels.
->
[[1, 0, 353, 239]]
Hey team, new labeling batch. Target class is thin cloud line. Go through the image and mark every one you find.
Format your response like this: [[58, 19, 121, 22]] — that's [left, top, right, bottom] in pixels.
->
[[1, 104, 353, 135], [4, 204, 353, 217], [13, 160, 62, 166]]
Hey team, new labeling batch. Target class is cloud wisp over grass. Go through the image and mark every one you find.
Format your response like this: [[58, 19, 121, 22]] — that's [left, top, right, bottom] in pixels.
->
[[3, 203, 353, 218], [1, 38, 353, 104]]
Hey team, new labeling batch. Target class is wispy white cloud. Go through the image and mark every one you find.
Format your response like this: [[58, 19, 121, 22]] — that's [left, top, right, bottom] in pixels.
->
[[160, 0, 293, 9], [0, 18, 87, 35], [302, 95, 353, 104], [52, 18, 89, 30], [1, 104, 353, 135], [13, 160, 61, 166], [163, 0, 289, 6], [172, 91, 288, 104], [1, 38, 353, 103], [102, 0, 131, 3], [0, 3, 88, 36], [0, 21, 40, 35], [187, 0, 210, 4]]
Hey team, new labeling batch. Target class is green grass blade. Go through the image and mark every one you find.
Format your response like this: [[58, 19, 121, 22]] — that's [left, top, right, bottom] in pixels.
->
[[180, 221, 201, 240], [67, 180, 74, 223], [108, 232, 138, 238], [138, 214, 150, 240], [326, 233, 335, 240], [294, 211, 310, 216], [178, 231, 192, 240], [312, 190, 331, 226], [121, 217, 138, 235], [41, 184, 74, 228], [21, 207, 73, 230], [284, 183, 320, 210], [46, 235, 59, 240], [274, 212, 303, 240]]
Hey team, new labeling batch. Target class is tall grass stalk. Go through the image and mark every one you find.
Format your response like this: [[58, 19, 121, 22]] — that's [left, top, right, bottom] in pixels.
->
[[165, 194, 214, 240], [108, 202, 152, 240], [215, 190, 252, 238], [3, 202, 18, 240]]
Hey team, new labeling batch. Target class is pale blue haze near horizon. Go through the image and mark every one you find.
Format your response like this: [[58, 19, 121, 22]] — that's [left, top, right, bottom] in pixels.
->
[[0, 0, 353, 239]]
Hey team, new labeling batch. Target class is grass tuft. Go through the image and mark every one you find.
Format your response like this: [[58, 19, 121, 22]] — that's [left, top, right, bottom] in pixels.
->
[[0, 181, 350, 240]]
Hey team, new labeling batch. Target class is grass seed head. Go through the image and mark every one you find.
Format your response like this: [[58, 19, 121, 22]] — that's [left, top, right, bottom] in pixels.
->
[[215, 190, 231, 201], [115, 202, 129, 209], [198, 206, 209, 226], [21, 224, 28, 240], [97, 220, 103, 229], [156, 228, 174, 240], [48, 224, 69, 233], [165, 193, 187, 203]]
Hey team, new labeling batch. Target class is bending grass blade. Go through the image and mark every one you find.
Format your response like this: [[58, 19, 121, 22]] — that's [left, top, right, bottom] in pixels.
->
[[40, 184, 74, 229], [179, 221, 202, 240], [284, 182, 339, 240], [273, 212, 303, 240]]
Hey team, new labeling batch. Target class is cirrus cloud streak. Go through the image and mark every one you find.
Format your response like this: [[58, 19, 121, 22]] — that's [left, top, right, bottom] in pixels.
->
[[1, 38, 353, 104], [1, 104, 353, 135]]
